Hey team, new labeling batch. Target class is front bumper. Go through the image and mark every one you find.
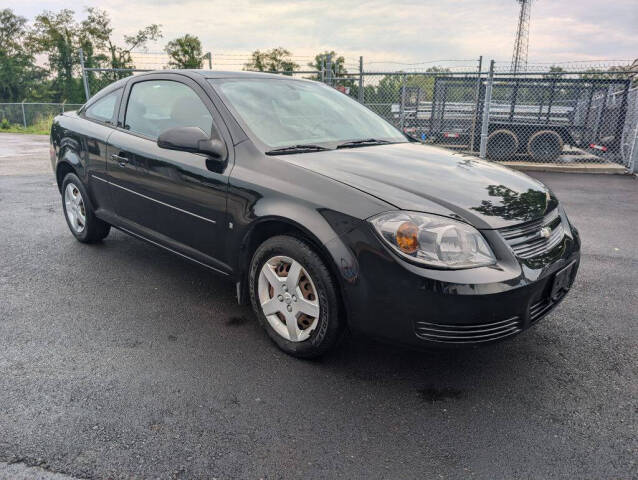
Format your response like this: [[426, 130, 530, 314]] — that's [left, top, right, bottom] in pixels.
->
[[331, 219, 581, 348]]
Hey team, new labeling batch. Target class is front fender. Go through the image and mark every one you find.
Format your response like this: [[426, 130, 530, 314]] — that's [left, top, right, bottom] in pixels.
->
[[231, 199, 361, 316], [236, 200, 361, 278]]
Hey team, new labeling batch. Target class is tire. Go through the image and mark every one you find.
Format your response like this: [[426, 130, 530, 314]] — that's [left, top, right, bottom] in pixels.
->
[[527, 130, 564, 162], [61, 173, 111, 243], [249, 235, 343, 358], [487, 129, 519, 161]]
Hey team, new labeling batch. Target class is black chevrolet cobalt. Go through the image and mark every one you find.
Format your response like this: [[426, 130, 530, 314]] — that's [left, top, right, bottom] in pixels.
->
[[50, 70, 580, 357]]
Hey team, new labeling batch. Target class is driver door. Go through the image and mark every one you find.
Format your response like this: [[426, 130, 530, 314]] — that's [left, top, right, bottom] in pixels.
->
[[106, 75, 232, 271]]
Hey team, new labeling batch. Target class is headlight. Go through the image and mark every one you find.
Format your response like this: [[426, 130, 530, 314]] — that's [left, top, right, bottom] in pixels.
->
[[369, 211, 496, 269]]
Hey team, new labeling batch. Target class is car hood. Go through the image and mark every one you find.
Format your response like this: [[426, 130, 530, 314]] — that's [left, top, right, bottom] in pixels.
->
[[279, 143, 555, 229]]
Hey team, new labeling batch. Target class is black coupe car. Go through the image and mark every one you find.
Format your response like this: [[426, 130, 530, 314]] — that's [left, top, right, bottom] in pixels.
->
[[50, 70, 580, 357]]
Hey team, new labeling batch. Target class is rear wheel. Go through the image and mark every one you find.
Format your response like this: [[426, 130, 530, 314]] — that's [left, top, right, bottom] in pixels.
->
[[249, 235, 343, 358], [487, 129, 519, 161], [527, 130, 564, 162], [61, 173, 110, 243]]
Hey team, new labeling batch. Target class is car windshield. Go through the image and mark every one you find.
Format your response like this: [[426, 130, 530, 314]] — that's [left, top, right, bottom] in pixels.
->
[[211, 78, 407, 149]]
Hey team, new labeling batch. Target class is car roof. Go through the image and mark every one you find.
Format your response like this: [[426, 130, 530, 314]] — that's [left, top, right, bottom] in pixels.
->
[[134, 69, 309, 81]]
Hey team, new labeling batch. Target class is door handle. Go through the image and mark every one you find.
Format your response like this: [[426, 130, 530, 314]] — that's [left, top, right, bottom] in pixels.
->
[[111, 154, 129, 166]]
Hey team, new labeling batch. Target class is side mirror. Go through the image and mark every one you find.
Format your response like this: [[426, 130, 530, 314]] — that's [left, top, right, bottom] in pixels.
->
[[157, 126, 227, 162]]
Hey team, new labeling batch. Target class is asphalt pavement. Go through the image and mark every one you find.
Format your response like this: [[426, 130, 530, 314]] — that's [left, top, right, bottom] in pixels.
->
[[0, 133, 636, 479]]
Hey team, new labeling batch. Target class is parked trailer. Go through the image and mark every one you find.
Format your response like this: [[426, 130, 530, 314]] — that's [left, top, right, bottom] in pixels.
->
[[400, 76, 631, 162]]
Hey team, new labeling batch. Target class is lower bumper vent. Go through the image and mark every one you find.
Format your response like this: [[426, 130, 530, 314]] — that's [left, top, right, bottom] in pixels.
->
[[529, 288, 568, 324], [415, 317, 522, 344]]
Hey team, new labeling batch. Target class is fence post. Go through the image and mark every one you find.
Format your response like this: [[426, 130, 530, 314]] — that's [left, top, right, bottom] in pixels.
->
[[326, 54, 332, 86], [629, 123, 638, 174], [469, 55, 483, 152], [479, 60, 495, 159], [78, 48, 91, 102], [21, 100, 26, 128], [321, 58, 325, 83], [206, 52, 212, 69], [358, 56, 364, 104], [400, 73, 406, 132], [62, 100, 66, 113]]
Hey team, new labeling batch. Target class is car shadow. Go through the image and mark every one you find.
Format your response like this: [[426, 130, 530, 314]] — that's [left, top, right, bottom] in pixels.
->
[[91, 228, 562, 404]]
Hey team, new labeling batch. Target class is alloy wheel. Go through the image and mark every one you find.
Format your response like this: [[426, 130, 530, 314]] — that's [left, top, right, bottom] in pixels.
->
[[64, 183, 86, 234], [257, 255, 320, 342]]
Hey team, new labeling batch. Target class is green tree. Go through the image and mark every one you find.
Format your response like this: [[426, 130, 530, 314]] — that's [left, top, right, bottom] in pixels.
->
[[165, 34, 204, 69], [370, 67, 451, 103], [243, 47, 298, 75], [542, 65, 565, 79], [80, 8, 161, 87], [27, 9, 84, 102], [579, 66, 635, 85], [0, 9, 45, 101], [307, 50, 348, 78]]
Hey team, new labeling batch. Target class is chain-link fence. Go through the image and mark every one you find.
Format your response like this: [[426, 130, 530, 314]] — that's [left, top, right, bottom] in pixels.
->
[[328, 63, 637, 171], [0, 102, 84, 129], [5, 50, 636, 172]]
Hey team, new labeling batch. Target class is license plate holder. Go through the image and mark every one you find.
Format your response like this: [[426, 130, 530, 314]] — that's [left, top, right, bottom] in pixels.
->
[[550, 262, 575, 300]]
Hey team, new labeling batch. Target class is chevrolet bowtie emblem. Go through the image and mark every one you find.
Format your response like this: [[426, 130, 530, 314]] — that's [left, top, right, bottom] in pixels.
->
[[540, 227, 552, 238]]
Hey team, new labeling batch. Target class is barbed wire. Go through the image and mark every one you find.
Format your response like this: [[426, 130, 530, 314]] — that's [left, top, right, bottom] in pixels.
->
[[108, 51, 638, 75]]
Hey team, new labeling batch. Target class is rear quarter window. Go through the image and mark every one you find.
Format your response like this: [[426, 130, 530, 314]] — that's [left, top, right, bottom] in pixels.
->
[[84, 89, 122, 124]]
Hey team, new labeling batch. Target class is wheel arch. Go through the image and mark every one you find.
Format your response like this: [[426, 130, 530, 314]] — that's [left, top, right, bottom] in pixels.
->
[[236, 217, 351, 321], [55, 141, 84, 193], [55, 160, 77, 193]]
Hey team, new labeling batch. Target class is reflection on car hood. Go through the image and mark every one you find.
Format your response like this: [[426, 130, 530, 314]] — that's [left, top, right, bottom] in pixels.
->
[[280, 143, 554, 229]]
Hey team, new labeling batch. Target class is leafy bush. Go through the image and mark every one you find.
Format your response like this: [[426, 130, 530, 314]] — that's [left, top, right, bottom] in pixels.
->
[[0, 114, 54, 135], [31, 113, 55, 134]]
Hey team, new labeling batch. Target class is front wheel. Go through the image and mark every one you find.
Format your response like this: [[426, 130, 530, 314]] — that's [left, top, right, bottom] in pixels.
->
[[61, 173, 111, 243], [249, 235, 343, 358]]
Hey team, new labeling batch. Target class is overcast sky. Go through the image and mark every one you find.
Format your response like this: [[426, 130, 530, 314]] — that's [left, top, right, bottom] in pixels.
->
[[12, 0, 638, 70]]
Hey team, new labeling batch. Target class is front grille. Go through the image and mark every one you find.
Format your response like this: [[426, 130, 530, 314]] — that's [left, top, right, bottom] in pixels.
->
[[499, 208, 564, 259], [415, 317, 522, 344]]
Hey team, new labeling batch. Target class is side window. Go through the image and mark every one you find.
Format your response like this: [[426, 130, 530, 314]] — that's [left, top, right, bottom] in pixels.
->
[[84, 88, 121, 123], [124, 80, 213, 139]]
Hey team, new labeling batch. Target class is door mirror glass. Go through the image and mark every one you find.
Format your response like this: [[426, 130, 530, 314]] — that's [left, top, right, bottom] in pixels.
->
[[157, 126, 227, 161]]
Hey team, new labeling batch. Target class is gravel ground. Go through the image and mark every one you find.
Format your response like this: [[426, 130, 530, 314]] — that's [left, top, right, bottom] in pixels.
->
[[0, 133, 636, 479]]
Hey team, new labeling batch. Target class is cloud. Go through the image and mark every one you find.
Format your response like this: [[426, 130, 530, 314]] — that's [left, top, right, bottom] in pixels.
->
[[13, 0, 638, 70]]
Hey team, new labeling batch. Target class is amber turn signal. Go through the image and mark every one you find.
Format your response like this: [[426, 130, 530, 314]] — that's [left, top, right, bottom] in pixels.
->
[[396, 221, 419, 254]]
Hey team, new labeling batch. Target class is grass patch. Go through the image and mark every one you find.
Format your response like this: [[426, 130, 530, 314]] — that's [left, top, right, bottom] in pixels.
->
[[1, 114, 54, 135]]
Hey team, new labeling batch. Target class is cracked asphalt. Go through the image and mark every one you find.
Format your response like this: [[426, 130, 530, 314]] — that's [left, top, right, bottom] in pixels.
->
[[0, 133, 636, 479]]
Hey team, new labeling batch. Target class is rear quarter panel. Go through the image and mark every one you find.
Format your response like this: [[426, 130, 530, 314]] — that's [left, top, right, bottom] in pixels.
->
[[51, 112, 115, 212]]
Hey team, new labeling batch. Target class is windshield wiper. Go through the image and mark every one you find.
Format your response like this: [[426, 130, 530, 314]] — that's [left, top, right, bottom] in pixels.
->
[[265, 144, 332, 155], [336, 138, 392, 149]]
